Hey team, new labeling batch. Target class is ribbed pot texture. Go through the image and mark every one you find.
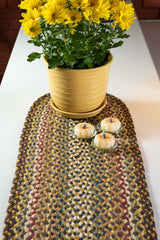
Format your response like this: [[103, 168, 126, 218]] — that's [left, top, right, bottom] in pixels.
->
[[44, 53, 113, 113]]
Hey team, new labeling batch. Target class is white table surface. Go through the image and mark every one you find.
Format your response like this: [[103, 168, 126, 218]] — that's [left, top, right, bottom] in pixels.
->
[[0, 19, 160, 239]]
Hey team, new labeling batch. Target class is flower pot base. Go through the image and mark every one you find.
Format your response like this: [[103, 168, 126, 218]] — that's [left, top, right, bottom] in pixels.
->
[[50, 98, 107, 119]]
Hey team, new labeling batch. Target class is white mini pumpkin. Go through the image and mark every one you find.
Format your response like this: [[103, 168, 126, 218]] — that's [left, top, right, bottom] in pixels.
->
[[74, 123, 95, 138], [100, 116, 121, 133], [94, 132, 115, 149]]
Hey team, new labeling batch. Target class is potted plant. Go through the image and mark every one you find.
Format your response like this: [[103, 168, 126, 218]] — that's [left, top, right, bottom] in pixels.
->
[[19, 0, 136, 117]]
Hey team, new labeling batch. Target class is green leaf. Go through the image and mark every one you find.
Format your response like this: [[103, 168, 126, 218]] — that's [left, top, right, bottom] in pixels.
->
[[83, 56, 93, 68], [28, 37, 41, 47], [63, 54, 77, 66], [111, 41, 124, 48], [27, 52, 42, 62], [119, 33, 130, 39], [48, 58, 64, 69], [28, 40, 34, 44], [117, 30, 130, 39]]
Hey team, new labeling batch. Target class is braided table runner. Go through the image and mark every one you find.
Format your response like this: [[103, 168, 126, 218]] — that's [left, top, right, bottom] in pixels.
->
[[3, 93, 157, 240]]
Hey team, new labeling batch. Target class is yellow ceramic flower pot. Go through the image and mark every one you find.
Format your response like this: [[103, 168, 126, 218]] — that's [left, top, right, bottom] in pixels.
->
[[44, 53, 113, 118]]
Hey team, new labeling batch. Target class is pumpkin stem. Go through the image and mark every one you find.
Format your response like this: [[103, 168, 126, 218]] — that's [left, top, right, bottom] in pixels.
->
[[82, 123, 87, 129], [109, 116, 113, 123], [102, 132, 107, 139]]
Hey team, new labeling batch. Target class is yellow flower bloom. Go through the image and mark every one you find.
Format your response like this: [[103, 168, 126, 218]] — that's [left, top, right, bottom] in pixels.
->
[[83, 0, 106, 23], [56, 0, 68, 8], [42, 0, 64, 25], [112, 1, 136, 30], [65, 9, 82, 25], [109, 0, 119, 9], [83, 9, 99, 23], [98, 0, 111, 20], [22, 19, 41, 38], [70, 28, 76, 35], [20, 8, 41, 23], [70, 0, 88, 10], [86, 0, 100, 9], [19, 0, 43, 10]]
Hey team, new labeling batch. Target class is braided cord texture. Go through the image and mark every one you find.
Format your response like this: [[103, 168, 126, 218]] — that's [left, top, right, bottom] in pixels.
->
[[2, 94, 157, 240]]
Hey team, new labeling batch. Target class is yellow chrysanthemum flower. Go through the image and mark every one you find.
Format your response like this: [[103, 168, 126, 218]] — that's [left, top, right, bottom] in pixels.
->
[[18, 0, 43, 10], [86, 0, 100, 9], [20, 8, 41, 23], [109, 0, 119, 9], [112, 1, 136, 30], [83, 0, 102, 23], [83, 8, 100, 24], [42, 0, 64, 25], [70, 0, 88, 10], [22, 19, 41, 38], [56, 0, 68, 8], [70, 28, 76, 35], [98, 0, 111, 20], [65, 9, 82, 25]]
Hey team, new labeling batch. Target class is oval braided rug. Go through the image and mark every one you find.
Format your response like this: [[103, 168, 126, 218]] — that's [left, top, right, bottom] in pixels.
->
[[2, 93, 157, 240]]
